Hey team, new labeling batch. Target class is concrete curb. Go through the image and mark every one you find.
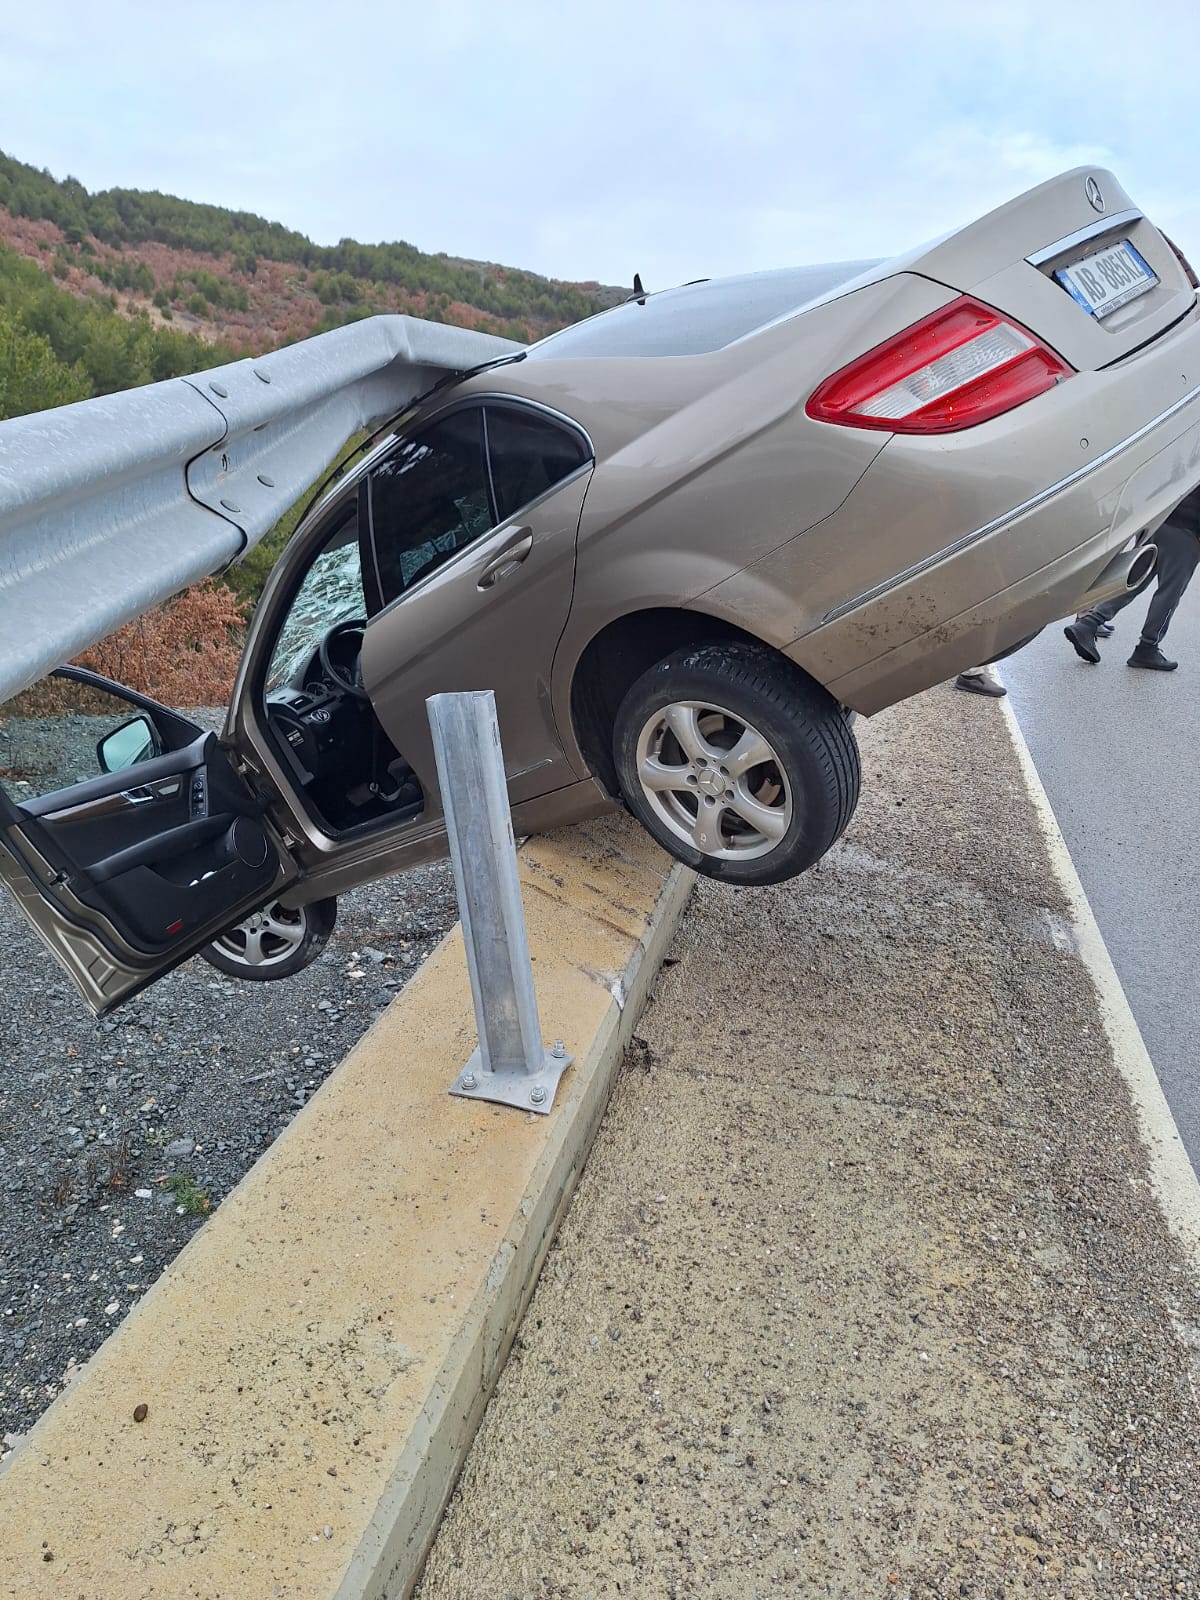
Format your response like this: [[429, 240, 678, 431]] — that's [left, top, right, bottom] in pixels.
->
[[336, 849, 694, 1600], [0, 816, 694, 1600], [1000, 695, 1200, 1265]]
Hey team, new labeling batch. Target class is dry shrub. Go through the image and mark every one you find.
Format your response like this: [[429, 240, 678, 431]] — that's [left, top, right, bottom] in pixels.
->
[[3, 678, 118, 718], [74, 582, 247, 707]]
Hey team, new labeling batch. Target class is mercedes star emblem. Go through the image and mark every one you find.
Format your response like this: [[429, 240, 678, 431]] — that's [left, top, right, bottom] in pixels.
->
[[1085, 176, 1105, 213]]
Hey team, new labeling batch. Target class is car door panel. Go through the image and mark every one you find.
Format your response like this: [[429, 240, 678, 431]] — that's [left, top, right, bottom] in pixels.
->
[[221, 402, 593, 903], [31, 745, 277, 941], [361, 466, 592, 816], [0, 675, 295, 1013]]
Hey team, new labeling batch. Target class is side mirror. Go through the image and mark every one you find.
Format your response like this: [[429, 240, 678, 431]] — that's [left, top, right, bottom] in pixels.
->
[[97, 715, 161, 775]]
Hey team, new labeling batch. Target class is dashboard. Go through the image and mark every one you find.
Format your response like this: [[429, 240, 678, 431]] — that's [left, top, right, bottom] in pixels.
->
[[264, 620, 366, 788]]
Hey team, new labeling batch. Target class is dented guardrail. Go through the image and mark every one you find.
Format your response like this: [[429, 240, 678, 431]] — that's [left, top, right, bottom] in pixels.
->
[[0, 316, 520, 703]]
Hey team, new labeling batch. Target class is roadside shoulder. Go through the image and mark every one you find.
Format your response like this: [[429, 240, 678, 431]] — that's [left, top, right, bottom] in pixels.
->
[[1000, 695, 1200, 1265]]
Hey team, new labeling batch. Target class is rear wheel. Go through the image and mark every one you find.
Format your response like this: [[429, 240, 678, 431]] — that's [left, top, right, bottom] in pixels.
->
[[199, 896, 338, 981], [612, 643, 860, 886]]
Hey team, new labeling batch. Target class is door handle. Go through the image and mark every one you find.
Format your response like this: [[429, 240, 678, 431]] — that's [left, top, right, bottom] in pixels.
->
[[121, 778, 182, 805], [477, 530, 533, 590]]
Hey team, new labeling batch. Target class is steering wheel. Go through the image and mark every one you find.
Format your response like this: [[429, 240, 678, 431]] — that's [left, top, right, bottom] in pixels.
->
[[319, 618, 369, 699]]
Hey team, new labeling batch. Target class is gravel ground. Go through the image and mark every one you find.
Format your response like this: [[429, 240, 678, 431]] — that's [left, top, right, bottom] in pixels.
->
[[0, 711, 135, 795], [0, 697, 460, 1447], [0, 861, 457, 1450], [417, 688, 1200, 1599]]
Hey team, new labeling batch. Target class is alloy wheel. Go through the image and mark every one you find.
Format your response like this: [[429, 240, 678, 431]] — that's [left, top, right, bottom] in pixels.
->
[[633, 700, 793, 861], [209, 900, 309, 970]]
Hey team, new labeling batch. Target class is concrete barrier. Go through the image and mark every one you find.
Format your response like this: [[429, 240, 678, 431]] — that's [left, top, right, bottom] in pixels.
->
[[0, 814, 693, 1600]]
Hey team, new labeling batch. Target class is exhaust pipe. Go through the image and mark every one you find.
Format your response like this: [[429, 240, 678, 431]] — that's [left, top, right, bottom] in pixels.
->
[[1075, 541, 1158, 612]]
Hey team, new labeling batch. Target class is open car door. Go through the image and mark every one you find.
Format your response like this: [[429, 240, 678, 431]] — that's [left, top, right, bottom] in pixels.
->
[[0, 668, 296, 1014]]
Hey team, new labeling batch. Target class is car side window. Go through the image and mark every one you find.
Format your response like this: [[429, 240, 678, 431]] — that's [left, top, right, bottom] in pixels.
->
[[0, 676, 170, 804], [267, 506, 366, 691], [485, 406, 589, 522], [368, 409, 493, 608]]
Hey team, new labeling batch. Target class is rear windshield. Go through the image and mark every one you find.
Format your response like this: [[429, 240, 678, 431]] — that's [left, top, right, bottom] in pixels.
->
[[526, 262, 879, 361]]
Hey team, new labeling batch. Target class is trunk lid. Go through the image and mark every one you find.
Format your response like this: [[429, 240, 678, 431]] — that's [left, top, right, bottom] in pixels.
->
[[893, 167, 1196, 372]]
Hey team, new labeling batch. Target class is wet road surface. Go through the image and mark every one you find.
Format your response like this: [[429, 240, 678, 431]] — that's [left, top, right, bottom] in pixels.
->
[[1004, 593, 1199, 1166]]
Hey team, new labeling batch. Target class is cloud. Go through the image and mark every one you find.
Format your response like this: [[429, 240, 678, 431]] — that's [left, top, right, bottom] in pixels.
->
[[1, 0, 1196, 285]]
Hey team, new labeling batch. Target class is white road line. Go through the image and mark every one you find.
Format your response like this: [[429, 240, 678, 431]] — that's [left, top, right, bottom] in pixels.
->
[[1001, 695, 1200, 1266]]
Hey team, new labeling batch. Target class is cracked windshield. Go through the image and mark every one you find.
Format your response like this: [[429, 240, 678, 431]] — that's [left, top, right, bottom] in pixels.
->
[[266, 512, 365, 690]]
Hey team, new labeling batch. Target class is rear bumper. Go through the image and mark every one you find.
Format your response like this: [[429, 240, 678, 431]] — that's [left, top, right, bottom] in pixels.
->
[[795, 375, 1200, 715]]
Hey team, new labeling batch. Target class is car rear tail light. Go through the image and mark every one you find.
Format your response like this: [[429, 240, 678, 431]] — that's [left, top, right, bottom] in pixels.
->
[[1161, 231, 1199, 290], [806, 296, 1073, 434]]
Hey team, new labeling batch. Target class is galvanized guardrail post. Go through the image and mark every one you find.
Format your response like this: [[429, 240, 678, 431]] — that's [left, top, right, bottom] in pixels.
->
[[427, 690, 572, 1114]]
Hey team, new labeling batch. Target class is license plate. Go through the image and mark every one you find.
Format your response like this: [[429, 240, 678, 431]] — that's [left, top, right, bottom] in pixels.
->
[[1055, 240, 1157, 319]]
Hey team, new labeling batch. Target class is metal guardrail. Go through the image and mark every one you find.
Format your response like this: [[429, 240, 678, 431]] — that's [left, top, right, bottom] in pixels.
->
[[0, 316, 521, 704]]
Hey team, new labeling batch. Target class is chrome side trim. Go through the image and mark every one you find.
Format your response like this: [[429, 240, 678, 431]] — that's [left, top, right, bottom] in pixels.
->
[[822, 376, 1200, 625], [425, 390, 596, 463], [1025, 208, 1143, 267], [38, 779, 182, 823]]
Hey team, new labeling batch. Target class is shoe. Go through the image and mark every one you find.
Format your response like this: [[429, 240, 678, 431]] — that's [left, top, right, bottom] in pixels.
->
[[1127, 642, 1178, 671], [955, 671, 1006, 697], [1096, 621, 1115, 638], [1064, 618, 1101, 664]]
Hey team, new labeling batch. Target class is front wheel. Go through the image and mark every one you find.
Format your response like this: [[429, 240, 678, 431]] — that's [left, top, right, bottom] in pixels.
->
[[612, 643, 861, 886], [199, 896, 338, 981]]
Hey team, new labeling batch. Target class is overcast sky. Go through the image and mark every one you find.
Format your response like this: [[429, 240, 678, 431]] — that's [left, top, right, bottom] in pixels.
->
[[2, 0, 1196, 289]]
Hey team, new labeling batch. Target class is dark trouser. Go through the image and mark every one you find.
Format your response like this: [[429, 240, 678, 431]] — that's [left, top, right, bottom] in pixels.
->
[[1083, 521, 1200, 645]]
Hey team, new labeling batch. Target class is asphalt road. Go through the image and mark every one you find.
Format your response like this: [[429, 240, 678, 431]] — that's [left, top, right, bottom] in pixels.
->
[[1003, 591, 1200, 1166], [417, 689, 1200, 1598]]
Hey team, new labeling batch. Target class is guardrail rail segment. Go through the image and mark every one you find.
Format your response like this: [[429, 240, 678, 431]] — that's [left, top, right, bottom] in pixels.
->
[[0, 316, 520, 703]]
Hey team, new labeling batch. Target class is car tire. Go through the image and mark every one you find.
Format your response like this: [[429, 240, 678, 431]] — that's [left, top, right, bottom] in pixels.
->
[[198, 896, 338, 981], [612, 642, 861, 886]]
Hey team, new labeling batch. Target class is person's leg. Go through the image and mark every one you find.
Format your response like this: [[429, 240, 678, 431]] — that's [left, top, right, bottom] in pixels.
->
[[1066, 542, 1170, 662], [1084, 554, 1159, 625], [1083, 583, 1146, 626], [955, 664, 1006, 697], [1065, 600, 1121, 661], [1133, 522, 1200, 651]]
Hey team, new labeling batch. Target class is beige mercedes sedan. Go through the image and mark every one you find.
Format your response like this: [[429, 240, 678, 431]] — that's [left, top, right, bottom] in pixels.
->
[[2, 165, 1199, 1009]]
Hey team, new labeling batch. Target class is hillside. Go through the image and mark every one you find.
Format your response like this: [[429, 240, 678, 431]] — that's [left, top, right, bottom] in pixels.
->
[[0, 150, 619, 356], [0, 150, 629, 695]]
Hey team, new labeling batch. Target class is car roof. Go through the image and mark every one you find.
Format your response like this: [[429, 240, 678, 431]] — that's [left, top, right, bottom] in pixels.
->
[[523, 262, 881, 362]]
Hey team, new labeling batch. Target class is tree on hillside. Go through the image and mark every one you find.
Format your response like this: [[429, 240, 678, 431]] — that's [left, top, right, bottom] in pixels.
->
[[0, 149, 607, 332], [1, 242, 236, 396], [0, 307, 90, 418]]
